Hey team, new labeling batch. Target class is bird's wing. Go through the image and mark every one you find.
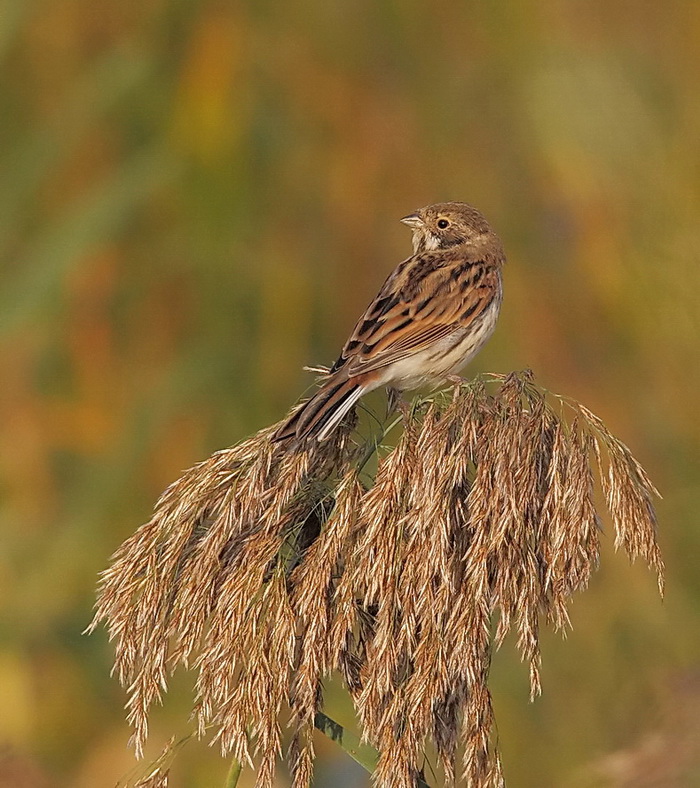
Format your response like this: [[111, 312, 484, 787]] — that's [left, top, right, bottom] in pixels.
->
[[331, 249, 501, 377]]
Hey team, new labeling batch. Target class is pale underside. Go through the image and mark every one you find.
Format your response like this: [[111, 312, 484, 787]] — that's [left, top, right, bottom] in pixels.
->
[[312, 296, 501, 440], [369, 293, 502, 390]]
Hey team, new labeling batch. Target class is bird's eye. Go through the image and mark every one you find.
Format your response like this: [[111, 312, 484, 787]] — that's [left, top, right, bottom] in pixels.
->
[[437, 218, 449, 229]]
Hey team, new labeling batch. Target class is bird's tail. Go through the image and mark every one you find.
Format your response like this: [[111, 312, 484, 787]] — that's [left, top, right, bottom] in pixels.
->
[[272, 374, 366, 443]]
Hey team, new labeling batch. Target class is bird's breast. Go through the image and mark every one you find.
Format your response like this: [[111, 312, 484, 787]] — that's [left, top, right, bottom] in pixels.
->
[[378, 295, 501, 390]]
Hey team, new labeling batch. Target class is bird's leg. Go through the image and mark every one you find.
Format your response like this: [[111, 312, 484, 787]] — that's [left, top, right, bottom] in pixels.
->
[[445, 374, 465, 401], [386, 386, 400, 415], [386, 386, 410, 420]]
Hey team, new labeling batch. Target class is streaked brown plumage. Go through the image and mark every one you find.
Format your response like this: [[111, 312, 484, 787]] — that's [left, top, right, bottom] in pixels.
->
[[274, 202, 505, 442]]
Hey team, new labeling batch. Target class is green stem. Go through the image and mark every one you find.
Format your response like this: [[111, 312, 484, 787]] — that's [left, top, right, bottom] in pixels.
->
[[356, 414, 404, 475], [224, 758, 242, 788], [314, 711, 431, 788]]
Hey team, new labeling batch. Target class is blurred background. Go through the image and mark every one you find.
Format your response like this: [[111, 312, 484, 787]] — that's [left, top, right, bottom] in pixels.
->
[[1, 1, 699, 786]]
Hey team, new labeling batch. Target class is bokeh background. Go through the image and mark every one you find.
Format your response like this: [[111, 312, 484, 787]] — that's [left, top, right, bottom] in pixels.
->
[[2, 1, 699, 786]]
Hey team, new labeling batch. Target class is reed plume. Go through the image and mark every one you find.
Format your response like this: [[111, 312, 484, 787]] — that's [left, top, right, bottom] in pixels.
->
[[90, 371, 663, 788]]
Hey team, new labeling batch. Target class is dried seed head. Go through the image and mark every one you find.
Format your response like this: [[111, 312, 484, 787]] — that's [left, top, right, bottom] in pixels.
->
[[91, 372, 663, 787]]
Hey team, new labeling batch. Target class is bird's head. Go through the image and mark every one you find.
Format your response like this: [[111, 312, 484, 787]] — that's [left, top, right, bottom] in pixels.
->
[[401, 201, 493, 254]]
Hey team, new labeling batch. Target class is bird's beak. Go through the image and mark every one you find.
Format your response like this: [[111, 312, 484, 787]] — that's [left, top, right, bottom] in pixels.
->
[[400, 213, 423, 229]]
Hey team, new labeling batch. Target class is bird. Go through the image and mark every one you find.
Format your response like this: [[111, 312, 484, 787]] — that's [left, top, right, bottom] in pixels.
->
[[273, 201, 505, 443]]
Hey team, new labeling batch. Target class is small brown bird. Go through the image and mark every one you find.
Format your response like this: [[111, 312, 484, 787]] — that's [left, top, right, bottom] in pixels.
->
[[273, 202, 505, 442]]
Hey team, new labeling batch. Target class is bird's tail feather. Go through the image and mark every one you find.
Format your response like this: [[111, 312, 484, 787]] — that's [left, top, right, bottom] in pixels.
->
[[273, 376, 365, 443]]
